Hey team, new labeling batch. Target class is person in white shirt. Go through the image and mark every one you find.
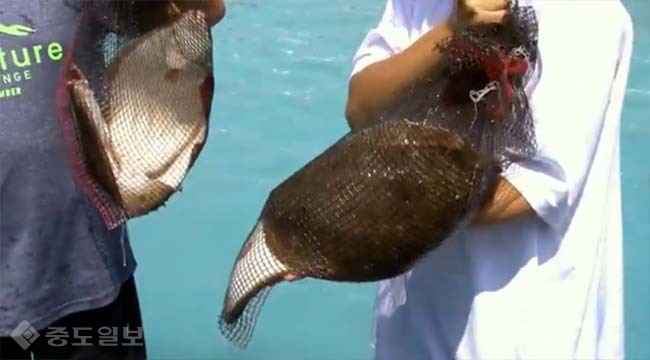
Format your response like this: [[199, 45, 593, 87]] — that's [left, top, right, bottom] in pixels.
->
[[345, 0, 634, 359]]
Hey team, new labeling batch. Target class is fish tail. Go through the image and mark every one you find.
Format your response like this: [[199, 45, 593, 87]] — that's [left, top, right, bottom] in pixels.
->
[[219, 287, 272, 349], [219, 220, 289, 348]]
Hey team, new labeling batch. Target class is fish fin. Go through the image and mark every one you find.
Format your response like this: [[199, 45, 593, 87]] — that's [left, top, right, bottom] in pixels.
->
[[145, 123, 206, 189], [68, 65, 122, 173], [67, 64, 123, 205], [68, 65, 109, 147], [153, 140, 194, 189], [219, 220, 289, 348], [219, 287, 272, 349], [166, 44, 189, 69], [82, 87, 115, 167], [139, 140, 182, 189]]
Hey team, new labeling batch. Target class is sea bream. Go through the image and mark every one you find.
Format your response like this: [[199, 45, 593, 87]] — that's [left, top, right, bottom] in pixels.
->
[[66, 9, 214, 217]]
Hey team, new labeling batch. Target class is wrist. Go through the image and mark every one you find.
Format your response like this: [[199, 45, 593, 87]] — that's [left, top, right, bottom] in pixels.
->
[[422, 20, 454, 50]]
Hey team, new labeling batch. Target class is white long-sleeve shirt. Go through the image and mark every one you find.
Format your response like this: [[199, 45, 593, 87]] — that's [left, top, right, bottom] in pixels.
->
[[350, 1, 634, 359]]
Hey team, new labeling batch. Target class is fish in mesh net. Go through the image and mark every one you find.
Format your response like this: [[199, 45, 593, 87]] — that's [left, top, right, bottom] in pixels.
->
[[56, 0, 214, 229], [219, 1, 539, 349]]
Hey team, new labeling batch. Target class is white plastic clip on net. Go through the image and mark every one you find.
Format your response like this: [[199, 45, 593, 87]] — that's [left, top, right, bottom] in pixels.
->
[[469, 81, 500, 129]]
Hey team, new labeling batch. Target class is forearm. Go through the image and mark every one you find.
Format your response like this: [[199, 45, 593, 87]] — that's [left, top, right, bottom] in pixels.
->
[[345, 21, 454, 131], [470, 177, 534, 227]]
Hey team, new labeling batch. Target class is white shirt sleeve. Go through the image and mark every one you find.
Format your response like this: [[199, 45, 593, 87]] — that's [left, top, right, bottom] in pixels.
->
[[350, 0, 413, 77], [503, 2, 633, 232]]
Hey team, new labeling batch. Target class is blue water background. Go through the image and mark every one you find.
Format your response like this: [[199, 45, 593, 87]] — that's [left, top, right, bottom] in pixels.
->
[[129, 0, 650, 358]]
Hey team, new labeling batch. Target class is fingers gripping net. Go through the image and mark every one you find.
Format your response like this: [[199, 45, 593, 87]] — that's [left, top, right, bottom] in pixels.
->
[[443, 2, 538, 165], [387, 1, 539, 166], [56, 0, 214, 229]]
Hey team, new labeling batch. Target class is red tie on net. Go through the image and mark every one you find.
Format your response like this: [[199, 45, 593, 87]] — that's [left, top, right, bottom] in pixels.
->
[[482, 46, 529, 119], [446, 39, 529, 120]]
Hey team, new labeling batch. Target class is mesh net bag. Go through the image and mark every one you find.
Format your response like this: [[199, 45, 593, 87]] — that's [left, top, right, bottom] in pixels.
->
[[56, 0, 214, 229], [386, 1, 539, 166], [219, 1, 539, 348]]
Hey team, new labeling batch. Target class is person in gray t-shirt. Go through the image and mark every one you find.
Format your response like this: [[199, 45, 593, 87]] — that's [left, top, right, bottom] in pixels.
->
[[0, 1, 224, 359]]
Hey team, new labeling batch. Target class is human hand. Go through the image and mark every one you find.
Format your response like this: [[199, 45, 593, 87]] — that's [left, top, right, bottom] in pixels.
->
[[174, 0, 226, 27], [122, 0, 225, 34], [449, 0, 509, 32]]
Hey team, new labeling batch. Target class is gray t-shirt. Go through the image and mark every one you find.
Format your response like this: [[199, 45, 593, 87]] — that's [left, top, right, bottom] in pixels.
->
[[0, 0, 136, 335]]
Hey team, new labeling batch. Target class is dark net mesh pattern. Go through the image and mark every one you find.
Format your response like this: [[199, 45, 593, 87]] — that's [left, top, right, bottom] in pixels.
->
[[220, 121, 502, 348], [56, 0, 214, 229], [385, 3, 539, 166], [219, 0, 539, 349]]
